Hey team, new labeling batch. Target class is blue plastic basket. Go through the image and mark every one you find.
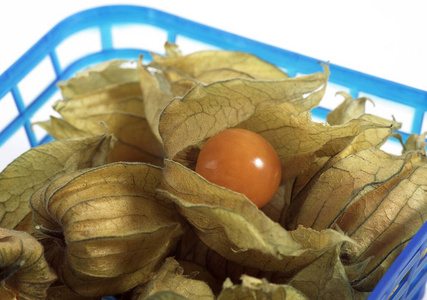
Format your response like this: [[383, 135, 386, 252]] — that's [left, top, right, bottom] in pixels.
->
[[0, 5, 426, 299]]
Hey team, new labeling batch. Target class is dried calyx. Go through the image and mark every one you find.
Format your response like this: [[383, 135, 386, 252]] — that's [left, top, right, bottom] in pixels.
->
[[0, 42, 425, 299]]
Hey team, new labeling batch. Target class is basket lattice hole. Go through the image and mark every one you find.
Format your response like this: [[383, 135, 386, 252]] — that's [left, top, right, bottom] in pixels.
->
[[30, 91, 62, 143], [56, 28, 102, 70], [380, 137, 404, 156], [0, 127, 30, 172], [421, 112, 427, 134], [174, 35, 220, 55], [17, 56, 56, 107], [359, 92, 415, 134], [0, 92, 19, 132], [319, 82, 352, 111], [112, 24, 168, 54]]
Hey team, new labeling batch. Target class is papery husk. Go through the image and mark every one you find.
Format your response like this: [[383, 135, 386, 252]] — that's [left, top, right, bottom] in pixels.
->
[[0, 132, 114, 230], [13, 213, 33, 234], [152, 43, 289, 81], [35, 116, 89, 139], [30, 162, 185, 296], [175, 260, 223, 295], [339, 151, 427, 291], [0, 228, 57, 300], [132, 257, 215, 300], [259, 184, 289, 225], [196, 69, 255, 83], [138, 43, 292, 143], [55, 81, 143, 116], [283, 97, 401, 229], [159, 65, 330, 161], [175, 224, 358, 288], [402, 132, 427, 154], [138, 56, 197, 143], [14, 45, 424, 299], [343, 257, 372, 295], [288, 245, 353, 300], [46, 285, 101, 300], [291, 147, 427, 291], [217, 275, 308, 300], [174, 226, 270, 285], [160, 159, 357, 279], [164, 42, 182, 57], [145, 291, 190, 300], [326, 92, 375, 125], [57, 59, 140, 98], [237, 102, 397, 181], [35, 81, 165, 166], [159, 159, 300, 267], [294, 148, 414, 229], [0, 282, 17, 300], [286, 114, 399, 230], [160, 91, 394, 185]]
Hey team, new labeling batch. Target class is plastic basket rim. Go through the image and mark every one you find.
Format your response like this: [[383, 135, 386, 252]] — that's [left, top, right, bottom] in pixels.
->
[[1, 4, 427, 94]]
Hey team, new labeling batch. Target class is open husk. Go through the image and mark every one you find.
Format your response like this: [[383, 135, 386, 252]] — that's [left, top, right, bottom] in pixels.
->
[[0, 228, 57, 299], [30, 163, 184, 296]]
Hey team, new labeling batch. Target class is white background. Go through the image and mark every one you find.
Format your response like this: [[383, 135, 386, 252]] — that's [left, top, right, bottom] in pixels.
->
[[0, 1, 427, 298], [1, 0, 426, 91]]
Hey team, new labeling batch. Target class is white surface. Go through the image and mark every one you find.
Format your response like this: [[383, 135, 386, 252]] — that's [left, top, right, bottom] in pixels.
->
[[0, 2, 426, 297]]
